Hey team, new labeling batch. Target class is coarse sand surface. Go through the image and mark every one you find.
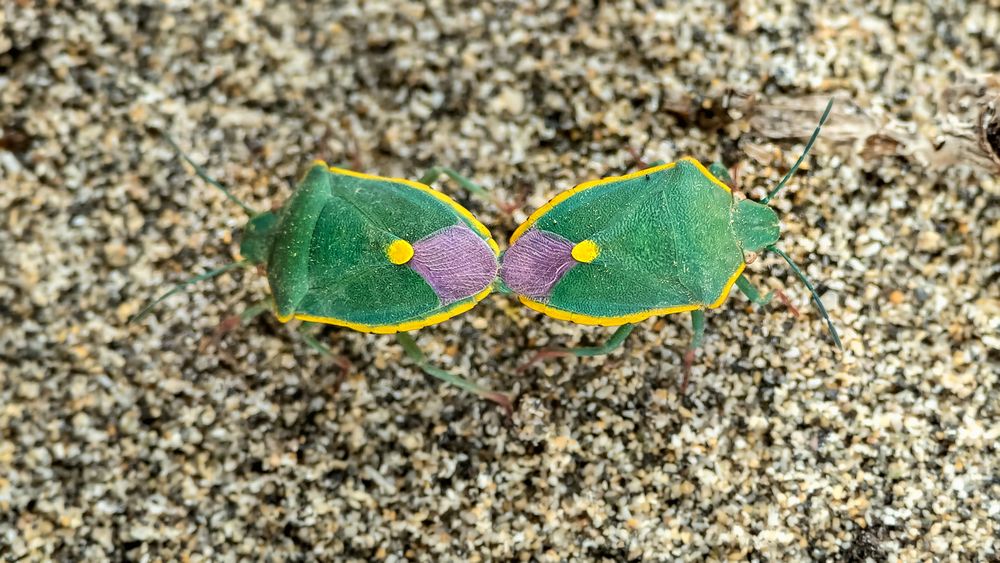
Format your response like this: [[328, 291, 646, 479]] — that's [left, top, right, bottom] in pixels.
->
[[1, 1, 998, 561]]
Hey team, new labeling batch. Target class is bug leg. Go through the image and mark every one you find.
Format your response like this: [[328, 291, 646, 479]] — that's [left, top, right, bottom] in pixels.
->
[[419, 166, 489, 198], [396, 332, 513, 415], [735, 274, 773, 306], [730, 161, 744, 190], [420, 166, 519, 214], [129, 260, 251, 324], [199, 300, 272, 352], [772, 289, 801, 317], [708, 161, 733, 185], [626, 147, 649, 169], [627, 146, 667, 170], [298, 322, 352, 375], [519, 324, 635, 371], [419, 166, 518, 213], [297, 323, 334, 357], [297, 323, 351, 392], [735, 274, 800, 317], [681, 310, 706, 393]]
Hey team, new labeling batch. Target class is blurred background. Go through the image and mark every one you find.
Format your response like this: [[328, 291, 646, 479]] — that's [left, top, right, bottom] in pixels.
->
[[1, 1, 997, 560]]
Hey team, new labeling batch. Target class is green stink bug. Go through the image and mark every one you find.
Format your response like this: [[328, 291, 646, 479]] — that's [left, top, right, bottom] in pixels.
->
[[502, 100, 842, 389], [132, 140, 512, 411]]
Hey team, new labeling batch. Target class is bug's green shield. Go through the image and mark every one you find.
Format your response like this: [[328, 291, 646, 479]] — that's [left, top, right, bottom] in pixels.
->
[[269, 164, 499, 333], [501, 158, 747, 325]]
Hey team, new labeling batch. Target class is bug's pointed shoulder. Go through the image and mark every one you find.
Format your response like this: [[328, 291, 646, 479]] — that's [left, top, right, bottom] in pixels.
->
[[676, 156, 732, 193], [290, 160, 337, 192]]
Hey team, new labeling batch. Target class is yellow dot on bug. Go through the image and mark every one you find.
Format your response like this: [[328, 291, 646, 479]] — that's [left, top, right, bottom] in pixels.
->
[[386, 239, 415, 265], [571, 239, 600, 263]]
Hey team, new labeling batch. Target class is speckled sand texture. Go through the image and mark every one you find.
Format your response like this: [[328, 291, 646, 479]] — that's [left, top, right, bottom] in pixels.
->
[[2, 1, 999, 561]]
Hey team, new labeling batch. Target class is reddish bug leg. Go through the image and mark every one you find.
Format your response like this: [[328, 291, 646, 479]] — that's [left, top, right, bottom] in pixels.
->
[[711, 160, 744, 191], [627, 147, 650, 170], [516, 349, 571, 372], [681, 350, 695, 393], [729, 161, 744, 191], [627, 145, 671, 171], [348, 133, 364, 171], [518, 324, 635, 372], [681, 310, 706, 394], [735, 274, 800, 317], [499, 186, 531, 215], [773, 288, 801, 317], [497, 187, 529, 215], [312, 123, 364, 170], [298, 322, 352, 378], [199, 300, 271, 353], [709, 160, 752, 201]]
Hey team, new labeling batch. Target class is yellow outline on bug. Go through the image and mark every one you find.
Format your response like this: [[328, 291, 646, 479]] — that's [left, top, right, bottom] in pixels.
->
[[518, 263, 746, 326], [286, 286, 494, 334], [510, 157, 731, 244], [316, 161, 501, 255]]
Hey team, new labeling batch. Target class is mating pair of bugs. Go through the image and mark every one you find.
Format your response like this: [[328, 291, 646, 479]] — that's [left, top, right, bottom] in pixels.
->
[[134, 100, 841, 413]]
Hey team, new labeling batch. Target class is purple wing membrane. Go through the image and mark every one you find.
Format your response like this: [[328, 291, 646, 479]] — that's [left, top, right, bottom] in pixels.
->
[[410, 225, 498, 304], [500, 229, 576, 300]]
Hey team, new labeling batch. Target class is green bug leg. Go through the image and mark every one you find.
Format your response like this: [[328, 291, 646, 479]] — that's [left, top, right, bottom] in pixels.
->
[[297, 322, 352, 382], [681, 310, 706, 394], [518, 324, 636, 372], [768, 245, 844, 350], [396, 332, 513, 414], [710, 160, 748, 193], [735, 274, 800, 317], [708, 162, 733, 185], [419, 166, 489, 199], [297, 323, 334, 357], [420, 166, 522, 214], [129, 260, 251, 324]]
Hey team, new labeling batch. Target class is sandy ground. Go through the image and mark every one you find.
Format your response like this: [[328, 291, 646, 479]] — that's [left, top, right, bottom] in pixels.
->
[[2, 1, 998, 561]]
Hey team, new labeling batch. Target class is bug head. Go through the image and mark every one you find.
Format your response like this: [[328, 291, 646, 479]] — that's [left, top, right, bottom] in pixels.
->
[[755, 98, 843, 350], [130, 135, 263, 325], [733, 198, 780, 256], [240, 211, 278, 265], [162, 132, 273, 265]]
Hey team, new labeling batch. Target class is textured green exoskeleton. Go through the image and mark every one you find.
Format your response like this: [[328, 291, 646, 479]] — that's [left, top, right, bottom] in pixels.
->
[[132, 142, 511, 411], [502, 100, 841, 389]]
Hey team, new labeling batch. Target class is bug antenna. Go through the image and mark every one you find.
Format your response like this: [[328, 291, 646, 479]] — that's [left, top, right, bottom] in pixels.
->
[[761, 98, 834, 205], [161, 133, 258, 216], [767, 245, 843, 350], [128, 260, 250, 324]]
